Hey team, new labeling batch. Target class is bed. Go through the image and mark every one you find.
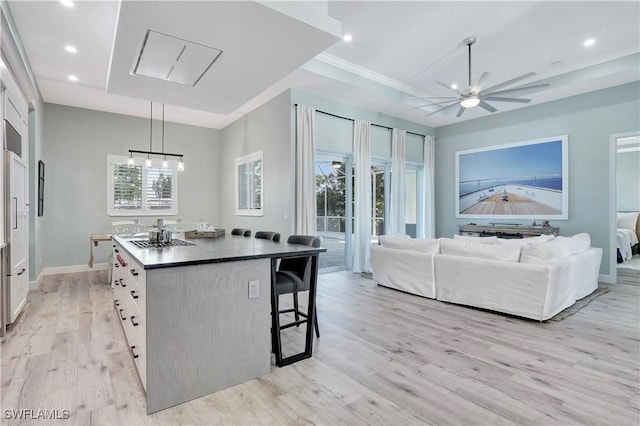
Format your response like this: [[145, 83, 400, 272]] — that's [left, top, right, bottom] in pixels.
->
[[617, 211, 640, 262]]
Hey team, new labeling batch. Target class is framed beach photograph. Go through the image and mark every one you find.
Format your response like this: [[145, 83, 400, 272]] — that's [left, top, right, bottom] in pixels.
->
[[455, 135, 568, 220]]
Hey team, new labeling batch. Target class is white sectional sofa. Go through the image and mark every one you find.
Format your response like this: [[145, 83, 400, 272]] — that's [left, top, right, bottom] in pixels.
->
[[371, 233, 602, 321]]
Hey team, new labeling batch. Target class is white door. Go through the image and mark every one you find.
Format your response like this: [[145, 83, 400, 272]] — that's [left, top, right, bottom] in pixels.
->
[[8, 151, 28, 323]]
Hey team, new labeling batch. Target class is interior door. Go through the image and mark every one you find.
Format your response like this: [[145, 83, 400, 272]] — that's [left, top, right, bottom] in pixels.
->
[[8, 151, 28, 322]]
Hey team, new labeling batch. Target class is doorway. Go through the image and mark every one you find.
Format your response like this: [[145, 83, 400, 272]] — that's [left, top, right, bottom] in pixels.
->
[[610, 132, 640, 281], [315, 154, 352, 271]]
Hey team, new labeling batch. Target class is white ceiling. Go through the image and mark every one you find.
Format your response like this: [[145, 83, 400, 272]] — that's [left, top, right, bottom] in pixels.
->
[[6, 1, 640, 129]]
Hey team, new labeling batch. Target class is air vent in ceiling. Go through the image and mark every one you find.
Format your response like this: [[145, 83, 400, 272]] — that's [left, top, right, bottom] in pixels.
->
[[132, 30, 222, 87]]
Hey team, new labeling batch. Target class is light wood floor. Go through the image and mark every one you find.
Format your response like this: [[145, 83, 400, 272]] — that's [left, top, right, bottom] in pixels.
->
[[1, 270, 638, 425]]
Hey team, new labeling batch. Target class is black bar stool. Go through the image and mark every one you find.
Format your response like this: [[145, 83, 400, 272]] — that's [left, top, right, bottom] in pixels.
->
[[271, 235, 321, 366]]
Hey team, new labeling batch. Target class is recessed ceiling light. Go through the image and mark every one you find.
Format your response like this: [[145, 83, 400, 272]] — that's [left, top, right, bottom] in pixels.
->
[[583, 38, 595, 47], [451, 83, 458, 90], [65, 45, 77, 54], [68, 75, 78, 82], [343, 33, 353, 42], [60, 0, 74, 7]]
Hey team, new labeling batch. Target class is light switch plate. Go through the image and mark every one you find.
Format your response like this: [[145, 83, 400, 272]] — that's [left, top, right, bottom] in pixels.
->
[[248, 280, 260, 299]]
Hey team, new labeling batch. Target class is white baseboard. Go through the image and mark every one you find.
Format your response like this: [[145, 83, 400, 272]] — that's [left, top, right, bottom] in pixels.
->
[[599, 273, 616, 284], [31, 263, 110, 290]]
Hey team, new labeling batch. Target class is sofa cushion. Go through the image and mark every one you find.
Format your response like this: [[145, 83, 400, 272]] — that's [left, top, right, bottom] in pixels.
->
[[520, 238, 572, 264], [453, 234, 497, 244], [440, 238, 521, 262], [558, 233, 591, 254], [379, 235, 439, 254], [494, 234, 555, 246]]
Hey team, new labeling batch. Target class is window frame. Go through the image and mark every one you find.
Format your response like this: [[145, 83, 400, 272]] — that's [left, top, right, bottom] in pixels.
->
[[107, 154, 179, 216], [235, 150, 263, 217]]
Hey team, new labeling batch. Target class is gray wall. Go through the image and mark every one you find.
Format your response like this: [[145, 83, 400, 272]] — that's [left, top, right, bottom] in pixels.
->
[[40, 103, 221, 270], [617, 148, 640, 211], [219, 91, 295, 238], [434, 81, 640, 277]]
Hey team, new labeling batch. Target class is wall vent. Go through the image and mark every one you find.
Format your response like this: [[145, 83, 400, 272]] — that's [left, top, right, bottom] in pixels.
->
[[132, 30, 222, 87]]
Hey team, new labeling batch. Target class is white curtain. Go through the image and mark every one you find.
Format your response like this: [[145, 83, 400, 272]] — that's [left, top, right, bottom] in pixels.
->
[[295, 104, 317, 235], [389, 128, 406, 236], [418, 135, 436, 238], [353, 120, 372, 273]]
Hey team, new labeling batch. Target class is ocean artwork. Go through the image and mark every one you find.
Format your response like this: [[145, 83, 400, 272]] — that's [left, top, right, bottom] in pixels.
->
[[455, 136, 568, 219]]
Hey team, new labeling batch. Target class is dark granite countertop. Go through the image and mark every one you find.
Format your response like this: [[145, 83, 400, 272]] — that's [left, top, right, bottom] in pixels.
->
[[113, 234, 326, 270]]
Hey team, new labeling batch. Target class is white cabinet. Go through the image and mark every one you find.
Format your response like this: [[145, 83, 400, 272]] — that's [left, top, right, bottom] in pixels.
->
[[112, 242, 147, 389]]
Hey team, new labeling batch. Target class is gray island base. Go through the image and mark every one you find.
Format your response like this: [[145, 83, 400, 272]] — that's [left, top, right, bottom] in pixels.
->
[[111, 235, 325, 414]]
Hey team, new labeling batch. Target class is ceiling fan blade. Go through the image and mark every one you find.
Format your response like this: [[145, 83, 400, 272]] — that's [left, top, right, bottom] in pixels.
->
[[409, 95, 460, 100], [482, 96, 532, 103], [424, 102, 461, 117], [435, 80, 465, 96], [416, 99, 461, 108], [478, 100, 497, 113], [456, 106, 466, 118], [483, 83, 550, 97], [479, 72, 537, 95], [470, 72, 491, 94]]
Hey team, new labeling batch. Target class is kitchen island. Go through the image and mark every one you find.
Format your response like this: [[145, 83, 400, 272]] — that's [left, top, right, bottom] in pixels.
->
[[111, 234, 325, 414]]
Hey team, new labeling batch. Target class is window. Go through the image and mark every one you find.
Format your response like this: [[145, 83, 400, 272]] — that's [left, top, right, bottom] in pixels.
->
[[107, 155, 178, 216], [235, 151, 263, 216]]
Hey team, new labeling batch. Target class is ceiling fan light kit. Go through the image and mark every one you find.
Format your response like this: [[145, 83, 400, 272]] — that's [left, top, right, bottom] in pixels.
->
[[420, 36, 550, 118]]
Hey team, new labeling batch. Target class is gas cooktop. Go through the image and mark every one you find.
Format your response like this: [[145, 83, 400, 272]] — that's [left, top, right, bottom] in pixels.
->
[[128, 239, 196, 249]]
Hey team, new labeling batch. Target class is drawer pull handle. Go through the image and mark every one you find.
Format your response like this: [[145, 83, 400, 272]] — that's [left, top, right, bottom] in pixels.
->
[[130, 290, 139, 300], [131, 346, 139, 359], [114, 263, 119, 268], [114, 278, 120, 286], [114, 299, 120, 308], [119, 279, 126, 288], [114, 248, 119, 253], [130, 269, 139, 277], [119, 308, 126, 321], [130, 316, 139, 327]]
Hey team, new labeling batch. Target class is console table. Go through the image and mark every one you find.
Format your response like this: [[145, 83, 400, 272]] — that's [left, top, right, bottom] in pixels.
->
[[458, 224, 559, 239]]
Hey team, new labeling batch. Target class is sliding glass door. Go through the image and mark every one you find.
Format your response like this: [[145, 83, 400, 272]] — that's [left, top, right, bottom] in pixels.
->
[[315, 154, 352, 271]]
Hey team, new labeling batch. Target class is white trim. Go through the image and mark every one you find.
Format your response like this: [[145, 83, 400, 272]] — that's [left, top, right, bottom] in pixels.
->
[[235, 150, 264, 217], [30, 263, 110, 289], [599, 273, 616, 284], [609, 130, 640, 284], [314, 52, 428, 98]]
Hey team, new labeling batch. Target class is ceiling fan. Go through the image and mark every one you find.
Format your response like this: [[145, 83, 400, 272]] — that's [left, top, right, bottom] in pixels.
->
[[418, 36, 549, 118]]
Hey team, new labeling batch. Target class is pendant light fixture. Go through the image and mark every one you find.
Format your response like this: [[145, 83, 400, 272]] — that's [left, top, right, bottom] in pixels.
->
[[128, 101, 184, 171]]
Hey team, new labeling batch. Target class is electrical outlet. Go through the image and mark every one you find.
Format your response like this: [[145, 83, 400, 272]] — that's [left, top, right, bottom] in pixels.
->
[[248, 280, 260, 299]]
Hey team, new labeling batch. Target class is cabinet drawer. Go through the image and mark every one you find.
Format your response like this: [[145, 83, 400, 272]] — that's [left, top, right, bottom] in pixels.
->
[[130, 342, 147, 390]]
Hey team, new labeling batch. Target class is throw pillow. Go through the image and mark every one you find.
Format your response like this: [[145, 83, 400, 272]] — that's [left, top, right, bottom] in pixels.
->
[[441, 238, 521, 262], [453, 234, 497, 244]]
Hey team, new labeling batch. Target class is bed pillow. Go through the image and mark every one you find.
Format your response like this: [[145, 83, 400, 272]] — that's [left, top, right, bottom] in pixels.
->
[[617, 212, 639, 232], [441, 238, 521, 262], [453, 234, 497, 244], [520, 238, 572, 264]]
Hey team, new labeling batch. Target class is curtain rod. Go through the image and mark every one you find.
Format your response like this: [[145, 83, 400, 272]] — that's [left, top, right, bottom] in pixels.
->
[[294, 104, 427, 138]]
